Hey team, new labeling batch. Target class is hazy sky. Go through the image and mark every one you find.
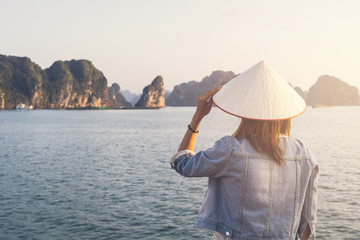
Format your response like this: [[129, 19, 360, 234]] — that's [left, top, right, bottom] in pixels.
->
[[1, 0, 359, 93]]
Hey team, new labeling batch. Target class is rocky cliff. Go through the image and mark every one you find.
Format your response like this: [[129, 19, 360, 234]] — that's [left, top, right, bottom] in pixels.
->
[[135, 76, 165, 108], [0, 54, 130, 109], [3, 54, 359, 109], [306, 75, 359, 106], [166, 70, 236, 106], [0, 55, 49, 109], [108, 83, 131, 108], [46, 59, 109, 109], [0, 91, 4, 109]]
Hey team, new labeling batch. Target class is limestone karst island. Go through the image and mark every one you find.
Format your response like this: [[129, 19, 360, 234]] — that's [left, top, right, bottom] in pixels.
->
[[0, 54, 359, 110], [0, 54, 165, 110]]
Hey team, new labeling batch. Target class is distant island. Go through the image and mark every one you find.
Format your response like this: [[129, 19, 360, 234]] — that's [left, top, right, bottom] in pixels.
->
[[0, 54, 359, 110], [135, 76, 165, 108], [163, 72, 359, 107], [306, 75, 359, 106], [165, 70, 236, 106], [0, 54, 165, 110]]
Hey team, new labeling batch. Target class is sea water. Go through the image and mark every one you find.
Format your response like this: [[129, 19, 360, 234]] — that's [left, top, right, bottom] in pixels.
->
[[0, 107, 359, 239]]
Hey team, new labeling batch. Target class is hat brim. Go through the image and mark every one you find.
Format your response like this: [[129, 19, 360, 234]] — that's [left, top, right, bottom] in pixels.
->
[[212, 96, 307, 121], [211, 60, 307, 120]]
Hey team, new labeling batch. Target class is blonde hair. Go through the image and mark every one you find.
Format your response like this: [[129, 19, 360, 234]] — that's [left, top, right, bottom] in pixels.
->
[[233, 119, 291, 165]]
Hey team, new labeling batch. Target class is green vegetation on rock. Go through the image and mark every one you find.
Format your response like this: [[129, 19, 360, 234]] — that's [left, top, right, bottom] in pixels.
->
[[0, 54, 130, 109], [0, 55, 49, 109]]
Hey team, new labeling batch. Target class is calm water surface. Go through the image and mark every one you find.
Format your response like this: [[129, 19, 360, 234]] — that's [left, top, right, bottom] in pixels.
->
[[0, 107, 359, 239]]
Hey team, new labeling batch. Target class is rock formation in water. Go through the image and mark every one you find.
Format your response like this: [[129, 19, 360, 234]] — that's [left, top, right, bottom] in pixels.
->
[[0, 54, 131, 109], [306, 75, 359, 106], [46, 59, 109, 109], [3, 54, 359, 109], [108, 83, 131, 108], [166, 70, 236, 106], [135, 76, 165, 108], [0, 55, 49, 109]]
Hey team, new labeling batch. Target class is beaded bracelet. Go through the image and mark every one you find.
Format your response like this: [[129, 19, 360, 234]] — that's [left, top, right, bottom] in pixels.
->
[[188, 124, 199, 133]]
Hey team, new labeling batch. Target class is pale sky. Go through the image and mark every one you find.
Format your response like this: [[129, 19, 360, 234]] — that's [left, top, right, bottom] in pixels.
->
[[1, 0, 359, 94]]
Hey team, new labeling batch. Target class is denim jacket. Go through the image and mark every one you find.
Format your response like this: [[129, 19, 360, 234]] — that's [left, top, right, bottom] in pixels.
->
[[171, 136, 319, 240]]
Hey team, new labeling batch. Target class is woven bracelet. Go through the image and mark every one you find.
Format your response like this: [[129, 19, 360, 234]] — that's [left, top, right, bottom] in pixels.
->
[[188, 124, 199, 133]]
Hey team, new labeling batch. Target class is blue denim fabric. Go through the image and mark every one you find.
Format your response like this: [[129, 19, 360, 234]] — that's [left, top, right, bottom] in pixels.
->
[[171, 136, 319, 240]]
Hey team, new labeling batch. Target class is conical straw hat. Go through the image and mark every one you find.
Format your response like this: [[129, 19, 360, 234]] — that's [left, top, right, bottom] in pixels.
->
[[212, 60, 306, 120]]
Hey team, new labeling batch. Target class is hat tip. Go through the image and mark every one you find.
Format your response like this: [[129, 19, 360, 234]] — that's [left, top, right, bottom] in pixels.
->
[[259, 60, 267, 65], [255, 60, 269, 69]]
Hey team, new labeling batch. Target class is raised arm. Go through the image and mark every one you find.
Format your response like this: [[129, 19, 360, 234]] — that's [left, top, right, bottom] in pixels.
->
[[178, 86, 221, 152]]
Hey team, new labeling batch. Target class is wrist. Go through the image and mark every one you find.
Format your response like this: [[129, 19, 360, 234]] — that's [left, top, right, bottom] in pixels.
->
[[190, 117, 202, 128], [188, 114, 202, 132], [192, 112, 203, 123]]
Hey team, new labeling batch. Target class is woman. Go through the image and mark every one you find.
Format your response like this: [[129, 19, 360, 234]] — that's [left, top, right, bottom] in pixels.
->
[[170, 61, 319, 240]]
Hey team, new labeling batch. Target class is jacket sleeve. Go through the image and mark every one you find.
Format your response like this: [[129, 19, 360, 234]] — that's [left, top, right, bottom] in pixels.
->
[[297, 162, 319, 239], [170, 136, 233, 178]]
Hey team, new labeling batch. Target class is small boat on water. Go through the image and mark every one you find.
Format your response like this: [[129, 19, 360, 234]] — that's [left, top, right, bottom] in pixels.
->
[[16, 103, 33, 110]]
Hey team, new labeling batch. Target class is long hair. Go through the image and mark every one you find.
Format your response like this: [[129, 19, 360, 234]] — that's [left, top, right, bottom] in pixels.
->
[[233, 119, 291, 165]]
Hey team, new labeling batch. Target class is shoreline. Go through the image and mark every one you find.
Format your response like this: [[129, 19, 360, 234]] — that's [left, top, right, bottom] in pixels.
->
[[2, 105, 360, 111], [0, 106, 167, 111]]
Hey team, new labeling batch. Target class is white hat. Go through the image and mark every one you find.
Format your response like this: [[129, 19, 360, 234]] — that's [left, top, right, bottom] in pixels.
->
[[212, 60, 306, 120]]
